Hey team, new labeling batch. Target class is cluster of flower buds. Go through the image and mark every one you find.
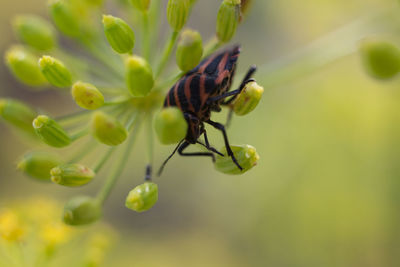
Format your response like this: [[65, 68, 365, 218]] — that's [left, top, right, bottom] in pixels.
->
[[0, 197, 114, 266], [1, 0, 261, 225]]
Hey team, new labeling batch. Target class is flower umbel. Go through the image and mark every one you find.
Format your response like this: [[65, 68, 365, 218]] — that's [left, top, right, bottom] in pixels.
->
[[2, 0, 261, 224]]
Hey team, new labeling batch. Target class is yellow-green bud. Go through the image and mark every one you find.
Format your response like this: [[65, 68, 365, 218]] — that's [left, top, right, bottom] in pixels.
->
[[359, 39, 400, 80], [71, 81, 104, 110], [130, 0, 150, 11], [5, 46, 47, 87], [154, 107, 187, 145], [215, 144, 259, 175], [39, 56, 73, 88], [216, 0, 241, 43], [33, 115, 71, 147], [167, 0, 190, 31], [51, 164, 95, 187], [17, 151, 62, 181], [0, 98, 37, 134], [13, 15, 56, 51], [232, 81, 264, 116], [91, 111, 127, 146], [49, 0, 81, 38], [125, 182, 158, 212], [63, 196, 101, 226], [103, 15, 135, 54], [176, 29, 203, 72], [125, 55, 154, 97]]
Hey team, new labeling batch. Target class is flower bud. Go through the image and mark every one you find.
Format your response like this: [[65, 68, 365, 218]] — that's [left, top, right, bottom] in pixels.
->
[[91, 111, 127, 146], [167, 0, 190, 31], [359, 39, 400, 80], [49, 0, 81, 38], [232, 81, 264, 116], [125, 55, 154, 96], [51, 164, 95, 187], [13, 15, 56, 51], [240, 0, 252, 18], [176, 29, 203, 72], [216, 0, 241, 43], [33, 115, 71, 147], [130, 0, 150, 11], [71, 81, 104, 110], [5, 46, 47, 87], [17, 151, 62, 181], [215, 144, 259, 175], [0, 98, 37, 134], [154, 107, 187, 144], [63, 196, 101, 226], [39, 56, 73, 88], [125, 182, 158, 212], [103, 15, 135, 54]]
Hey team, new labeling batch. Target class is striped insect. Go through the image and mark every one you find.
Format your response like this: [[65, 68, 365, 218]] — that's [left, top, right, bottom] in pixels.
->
[[158, 45, 257, 175]]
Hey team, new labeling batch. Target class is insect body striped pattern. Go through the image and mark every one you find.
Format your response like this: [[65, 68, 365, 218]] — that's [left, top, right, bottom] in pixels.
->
[[158, 45, 257, 176]]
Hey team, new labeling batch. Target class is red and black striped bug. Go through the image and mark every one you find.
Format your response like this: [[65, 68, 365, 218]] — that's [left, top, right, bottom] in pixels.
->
[[158, 45, 257, 175]]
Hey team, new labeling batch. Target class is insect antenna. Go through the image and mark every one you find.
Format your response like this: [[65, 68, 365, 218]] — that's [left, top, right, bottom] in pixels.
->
[[157, 139, 185, 176]]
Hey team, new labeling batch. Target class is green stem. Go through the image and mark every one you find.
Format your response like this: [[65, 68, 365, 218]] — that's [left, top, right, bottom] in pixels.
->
[[142, 11, 151, 61], [203, 37, 222, 58], [70, 128, 89, 141], [146, 113, 154, 167], [155, 30, 180, 79], [67, 140, 97, 163], [96, 115, 143, 204], [56, 109, 91, 124], [93, 147, 116, 173], [155, 71, 183, 91]]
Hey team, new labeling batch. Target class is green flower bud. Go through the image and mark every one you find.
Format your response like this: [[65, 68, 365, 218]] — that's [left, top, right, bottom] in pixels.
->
[[125, 55, 154, 97], [5, 46, 47, 87], [0, 98, 37, 134], [51, 164, 95, 187], [13, 15, 56, 51], [232, 81, 264, 116], [215, 144, 259, 175], [33, 115, 71, 147], [63, 196, 101, 226], [125, 182, 158, 212], [359, 39, 400, 80], [49, 0, 81, 38], [39, 56, 73, 88], [176, 29, 203, 72], [103, 15, 135, 54], [17, 151, 62, 181], [167, 0, 190, 31], [130, 0, 150, 11], [216, 0, 241, 43], [71, 81, 104, 110], [91, 111, 127, 146], [154, 107, 187, 145]]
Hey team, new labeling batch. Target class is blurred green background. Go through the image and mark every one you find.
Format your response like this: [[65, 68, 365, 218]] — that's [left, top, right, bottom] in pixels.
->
[[1, 0, 400, 266]]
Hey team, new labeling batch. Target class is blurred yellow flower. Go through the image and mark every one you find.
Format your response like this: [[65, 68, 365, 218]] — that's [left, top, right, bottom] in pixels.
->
[[0, 210, 25, 242]]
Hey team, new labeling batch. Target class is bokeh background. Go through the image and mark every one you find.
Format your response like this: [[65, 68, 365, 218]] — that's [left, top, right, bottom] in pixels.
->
[[1, 0, 400, 266]]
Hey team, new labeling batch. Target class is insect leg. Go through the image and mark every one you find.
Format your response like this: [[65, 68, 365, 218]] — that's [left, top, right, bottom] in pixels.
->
[[157, 139, 184, 176], [196, 126, 224, 156], [178, 140, 216, 162], [206, 65, 258, 105], [206, 120, 243, 170], [223, 65, 257, 105]]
